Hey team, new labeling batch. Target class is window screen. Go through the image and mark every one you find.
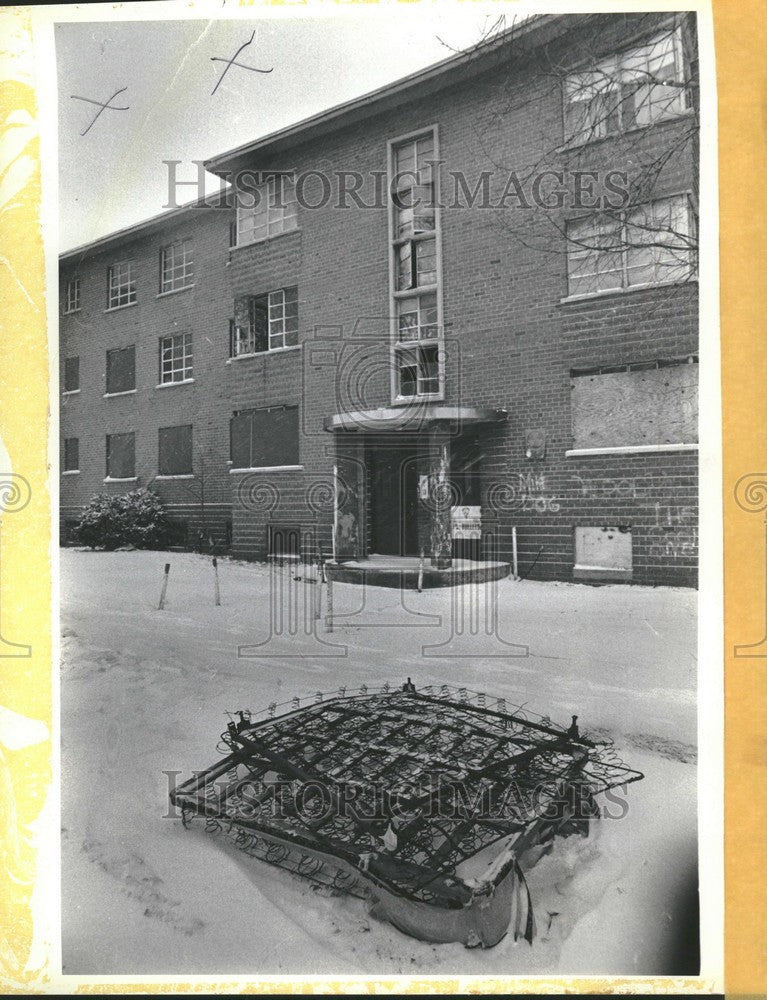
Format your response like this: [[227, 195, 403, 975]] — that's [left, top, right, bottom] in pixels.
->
[[106, 432, 135, 479], [63, 437, 79, 472], [158, 424, 193, 476], [106, 346, 136, 394], [230, 405, 299, 469], [64, 357, 80, 392]]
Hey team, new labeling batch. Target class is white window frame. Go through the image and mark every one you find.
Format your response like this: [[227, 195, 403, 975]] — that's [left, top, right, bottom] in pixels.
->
[[236, 174, 298, 247], [107, 261, 136, 309], [160, 240, 194, 293], [564, 25, 691, 145], [565, 193, 696, 298], [267, 289, 293, 351], [63, 276, 81, 314], [395, 343, 442, 399], [159, 332, 193, 384], [231, 319, 257, 358], [387, 126, 445, 403], [230, 288, 299, 358]]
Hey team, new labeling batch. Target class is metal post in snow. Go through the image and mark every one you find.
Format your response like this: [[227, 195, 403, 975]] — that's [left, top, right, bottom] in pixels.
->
[[158, 562, 170, 610], [213, 557, 221, 606], [325, 570, 333, 633], [315, 563, 323, 621], [512, 526, 519, 579]]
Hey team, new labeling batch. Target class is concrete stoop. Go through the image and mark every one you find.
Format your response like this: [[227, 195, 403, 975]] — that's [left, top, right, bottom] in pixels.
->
[[325, 555, 511, 589]]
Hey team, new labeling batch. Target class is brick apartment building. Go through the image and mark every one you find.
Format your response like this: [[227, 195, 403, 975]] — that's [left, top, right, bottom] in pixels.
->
[[59, 12, 699, 586]]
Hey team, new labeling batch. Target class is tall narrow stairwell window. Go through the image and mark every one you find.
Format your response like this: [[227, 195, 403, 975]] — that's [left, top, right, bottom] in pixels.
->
[[388, 128, 444, 401]]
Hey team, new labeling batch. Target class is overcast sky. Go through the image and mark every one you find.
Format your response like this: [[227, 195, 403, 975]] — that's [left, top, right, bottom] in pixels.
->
[[56, 7, 515, 251]]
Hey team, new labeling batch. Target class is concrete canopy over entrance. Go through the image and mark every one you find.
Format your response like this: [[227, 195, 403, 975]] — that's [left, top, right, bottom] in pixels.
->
[[323, 405, 507, 434], [326, 405, 507, 575]]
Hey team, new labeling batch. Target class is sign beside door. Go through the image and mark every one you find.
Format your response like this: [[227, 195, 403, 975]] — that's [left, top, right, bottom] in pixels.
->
[[451, 505, 481, 540]]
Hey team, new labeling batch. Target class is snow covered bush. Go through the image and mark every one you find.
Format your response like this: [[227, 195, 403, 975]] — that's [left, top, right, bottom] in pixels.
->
[[75, 489, 171, 550]]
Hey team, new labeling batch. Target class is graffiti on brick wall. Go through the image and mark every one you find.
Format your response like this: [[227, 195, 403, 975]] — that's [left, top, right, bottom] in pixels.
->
[[647, 529, 698, 561], [647, 504, 698, 560], [487, 473, 560, 514], [571, 474, 638, 500]]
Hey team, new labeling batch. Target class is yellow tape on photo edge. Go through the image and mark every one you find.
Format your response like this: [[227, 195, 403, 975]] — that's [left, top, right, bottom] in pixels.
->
[[0, 4, 53, 994], [716, 1, 767, 998], [0, 0, 763, 994]]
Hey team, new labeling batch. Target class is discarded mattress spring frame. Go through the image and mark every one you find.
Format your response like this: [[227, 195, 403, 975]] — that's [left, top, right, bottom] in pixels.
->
[[170, 681, 643, 948]]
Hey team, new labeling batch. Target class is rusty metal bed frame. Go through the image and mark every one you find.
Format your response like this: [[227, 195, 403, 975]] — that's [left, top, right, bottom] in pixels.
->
[[170, 681, 643, 948]]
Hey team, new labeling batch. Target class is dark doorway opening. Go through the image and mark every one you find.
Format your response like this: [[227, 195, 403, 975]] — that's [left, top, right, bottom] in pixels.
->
[[367, 443, 419, 556]]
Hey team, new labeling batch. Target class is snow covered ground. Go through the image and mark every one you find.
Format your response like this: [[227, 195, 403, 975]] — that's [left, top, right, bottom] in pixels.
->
[[60, 549, 698, 977]]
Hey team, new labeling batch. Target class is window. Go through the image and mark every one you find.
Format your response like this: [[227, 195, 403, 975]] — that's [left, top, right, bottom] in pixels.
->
[[570, 358, 698, 450], [64, 356, 79, 393], [564, 27, 690, 144], [63, 437, 79, 472], [230, 405, 299, 469], [236, 174, 298, 246], [566, 195, 695, 296], [107, 261, 136, 309], [396, 344, 441, 397], [159, 332, 193, 384], [158, 424, 193, 476], [160, 240, 194, 293], [397, 292, 439, 342], [63, 276, 81, 314], [106, 432, 135, 479], [230, 287, 299, 356], [106, 346, 136, 394], [389, 130, 444, 399]]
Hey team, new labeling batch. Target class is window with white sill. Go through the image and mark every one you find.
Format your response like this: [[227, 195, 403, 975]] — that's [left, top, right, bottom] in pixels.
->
[[566, 194, 696, 297]]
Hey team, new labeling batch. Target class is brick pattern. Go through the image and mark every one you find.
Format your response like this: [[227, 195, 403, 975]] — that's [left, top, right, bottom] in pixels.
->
[[60, 13, 698, 585]]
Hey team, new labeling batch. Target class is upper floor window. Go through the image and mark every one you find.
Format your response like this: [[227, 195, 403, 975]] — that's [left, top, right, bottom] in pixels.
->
[[107, 261, 136, 309], [63, 276, 81, 314], [565, 194, 696, 297], [106, 345, 136, 394], [160, 240, 194, 293], [236, 174, 297, 247], [230, 287, 299, 357], [159, 332, 193, 384], [389, 129, 444, 400], [564, 27, 690, 144], [64, 356, 80, 393]]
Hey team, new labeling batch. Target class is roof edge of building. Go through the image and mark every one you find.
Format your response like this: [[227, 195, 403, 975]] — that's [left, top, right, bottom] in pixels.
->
[[203, 13, 562, 176], [59, 186, 234, 265], [60, 12, 583, 264]]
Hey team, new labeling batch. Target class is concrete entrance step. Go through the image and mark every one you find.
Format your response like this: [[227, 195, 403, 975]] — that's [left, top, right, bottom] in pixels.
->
[[325, 555, 511, 589]]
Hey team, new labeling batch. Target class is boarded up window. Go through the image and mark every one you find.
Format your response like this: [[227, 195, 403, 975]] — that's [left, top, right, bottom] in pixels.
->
[[158, 424, 192, 475], [106, 346, 136, 394], [230, 405, 299, 469], [574, 526, 632, 581], [106, 432, 135, 479], [570, 360, 697, 449], [63, 437, 79, 471], [64, 357, 79, 392]]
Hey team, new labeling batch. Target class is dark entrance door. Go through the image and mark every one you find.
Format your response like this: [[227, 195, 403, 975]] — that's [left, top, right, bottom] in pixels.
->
[[368, 445, 418, 556]]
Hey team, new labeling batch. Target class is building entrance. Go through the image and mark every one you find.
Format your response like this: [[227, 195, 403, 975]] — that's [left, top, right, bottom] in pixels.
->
[[367, 444, 419, 556]]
